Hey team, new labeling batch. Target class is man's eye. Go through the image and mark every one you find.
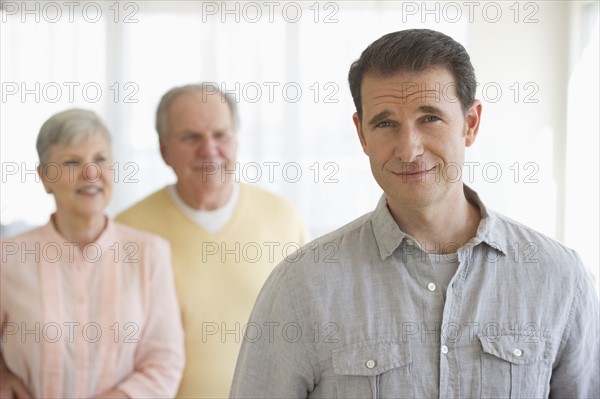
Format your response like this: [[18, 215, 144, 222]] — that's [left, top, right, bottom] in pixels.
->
[[62, 160, 80, 166], [423, 115, 440, 123], [95, 156, 107, 163], [215, 131, 231, 140], [376, 121, 394, 128]]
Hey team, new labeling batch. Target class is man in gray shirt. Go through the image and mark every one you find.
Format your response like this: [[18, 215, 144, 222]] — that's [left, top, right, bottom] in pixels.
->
[[230, 29, 599, 398]]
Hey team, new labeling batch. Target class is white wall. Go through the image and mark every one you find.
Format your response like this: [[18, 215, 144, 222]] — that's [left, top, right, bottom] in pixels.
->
[[466, 2, 568, 238], [1, 1, 598, 284]]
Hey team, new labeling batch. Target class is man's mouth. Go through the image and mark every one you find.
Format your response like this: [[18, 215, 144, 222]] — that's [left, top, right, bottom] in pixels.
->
[[192, 161, 226, 171], [77, 186, 102, 195], [395, 166, 436, 175], [392, 165, 437, 181]]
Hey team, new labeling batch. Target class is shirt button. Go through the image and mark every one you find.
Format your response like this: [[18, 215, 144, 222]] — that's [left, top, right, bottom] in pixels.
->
[[513, 348, 522, 357], [441, 345, 448, 354], [428, 282, 436, 291], [365, 359, 376, 369], [406, 239, 414, 246]]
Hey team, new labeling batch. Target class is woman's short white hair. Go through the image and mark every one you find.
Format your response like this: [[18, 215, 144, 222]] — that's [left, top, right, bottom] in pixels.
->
[[36, 108, 111, 165]]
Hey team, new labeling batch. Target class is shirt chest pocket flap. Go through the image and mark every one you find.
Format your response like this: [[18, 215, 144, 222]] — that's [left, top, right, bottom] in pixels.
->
[[478, 333, 551, 398], [332, 341, 414, 398]]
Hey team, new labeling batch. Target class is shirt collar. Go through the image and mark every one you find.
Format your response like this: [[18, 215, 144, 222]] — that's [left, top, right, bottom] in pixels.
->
[[371, 194, 408, 260], [371, 185, 506, 261], [463, 185, 507, 256], [43, 214, 114, 249]]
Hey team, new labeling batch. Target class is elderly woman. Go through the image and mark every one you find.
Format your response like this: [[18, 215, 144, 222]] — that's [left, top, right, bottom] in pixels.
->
[[0, 109, 184, 398]]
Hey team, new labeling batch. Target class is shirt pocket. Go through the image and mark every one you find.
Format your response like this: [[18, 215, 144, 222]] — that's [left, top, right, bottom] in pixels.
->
[[478, 333, 551, 398], [331, 340, 414, 399]]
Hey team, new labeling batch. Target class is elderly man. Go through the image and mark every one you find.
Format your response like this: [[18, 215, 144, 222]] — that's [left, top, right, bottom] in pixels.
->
[[116, 83, 309, 398], [230, 29, 599, 398]]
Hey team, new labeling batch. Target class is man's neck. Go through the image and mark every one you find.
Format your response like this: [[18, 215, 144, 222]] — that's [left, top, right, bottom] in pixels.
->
[[387, 185, 481, 254], [175, 181, 234, 211]]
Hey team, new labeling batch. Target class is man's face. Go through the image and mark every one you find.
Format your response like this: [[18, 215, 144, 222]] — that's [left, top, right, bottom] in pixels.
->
[[353, 68, 481, 210], [160, 90, 238, 194]]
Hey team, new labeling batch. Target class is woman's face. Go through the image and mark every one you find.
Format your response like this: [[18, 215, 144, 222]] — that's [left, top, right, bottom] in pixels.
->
[[39, 132, 113, 219]]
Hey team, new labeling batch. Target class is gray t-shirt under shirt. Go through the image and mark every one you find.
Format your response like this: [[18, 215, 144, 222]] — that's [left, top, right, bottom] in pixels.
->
[[429, 252, 459, 298]]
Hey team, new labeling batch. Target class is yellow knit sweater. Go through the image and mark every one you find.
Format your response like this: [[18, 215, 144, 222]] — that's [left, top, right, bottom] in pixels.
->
[[116, 184, 309, 398]]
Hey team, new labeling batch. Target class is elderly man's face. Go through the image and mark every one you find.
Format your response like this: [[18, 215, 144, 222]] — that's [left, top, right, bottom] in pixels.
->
[[353, 67, 481, 210], [160, 91, 238, 197]]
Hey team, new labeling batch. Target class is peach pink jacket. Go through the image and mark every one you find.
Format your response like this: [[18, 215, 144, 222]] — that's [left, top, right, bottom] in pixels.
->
[[0, 217, 184, 398]]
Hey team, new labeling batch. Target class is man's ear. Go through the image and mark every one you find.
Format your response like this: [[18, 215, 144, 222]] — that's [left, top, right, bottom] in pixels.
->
[[231, 134, 239, 157], [159, 140, 171, 166], [465, 100, 482, 147], [353, 112, 368, 154]]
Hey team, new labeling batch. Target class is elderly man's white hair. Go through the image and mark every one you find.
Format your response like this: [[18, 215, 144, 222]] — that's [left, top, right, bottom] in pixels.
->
[[155, 82, 239, 142]]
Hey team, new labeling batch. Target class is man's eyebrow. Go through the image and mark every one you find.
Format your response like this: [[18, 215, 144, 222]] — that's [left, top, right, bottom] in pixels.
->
[[368, 111, 392, 127], [418, 104, 447, 117], [58, 153, 82, 159]]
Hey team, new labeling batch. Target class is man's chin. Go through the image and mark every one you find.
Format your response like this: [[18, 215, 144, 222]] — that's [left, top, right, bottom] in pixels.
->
[[389, 185, 440, 204], [189, 176, 231, 190]]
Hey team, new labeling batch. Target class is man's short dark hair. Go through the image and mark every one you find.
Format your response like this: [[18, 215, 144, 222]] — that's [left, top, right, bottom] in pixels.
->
[[348, 29, 477, 120]]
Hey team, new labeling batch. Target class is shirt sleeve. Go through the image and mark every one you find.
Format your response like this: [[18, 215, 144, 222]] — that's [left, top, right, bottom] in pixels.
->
[[0, 265, 6, 336], [229, 261, 316, 398], [299, 218, 311, 247], [549, 258, 600, 397], [117, 237, 185, 398], [289, 204, 310, 247]]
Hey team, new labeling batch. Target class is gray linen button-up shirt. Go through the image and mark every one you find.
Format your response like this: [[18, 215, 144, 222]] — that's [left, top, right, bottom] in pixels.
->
[[230, 186, 599, 398]]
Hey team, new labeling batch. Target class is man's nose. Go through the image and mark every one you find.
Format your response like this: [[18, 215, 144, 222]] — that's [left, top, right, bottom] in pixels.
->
[[197, 135, 219, 158], [394, 125, 424, 163]]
